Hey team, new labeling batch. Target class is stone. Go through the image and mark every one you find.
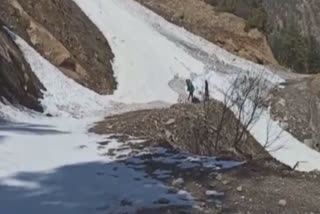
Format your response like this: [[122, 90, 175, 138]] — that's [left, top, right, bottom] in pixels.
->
[[78, 145, 87, 149], [216, 174, 223, 181], [165, 118, 175, 125], [172, 178, 184, 187], [278, 199, 287, 206], [165, 130, 172, 139], [236, 186, 243, 192], [222, 180, 229, 185], [205, 190, 224, 197]]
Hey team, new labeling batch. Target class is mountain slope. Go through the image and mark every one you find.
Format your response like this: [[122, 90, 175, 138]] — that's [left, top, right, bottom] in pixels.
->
[[0, 0, 319, 213], [207, 0, 320, 74], [134, 0, 277, 65], [0, 0, 116, 94], [0, 21, 43, 112]]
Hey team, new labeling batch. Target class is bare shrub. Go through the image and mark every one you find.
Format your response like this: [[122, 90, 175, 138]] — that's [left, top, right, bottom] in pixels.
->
[[196, 70, 283, 159]]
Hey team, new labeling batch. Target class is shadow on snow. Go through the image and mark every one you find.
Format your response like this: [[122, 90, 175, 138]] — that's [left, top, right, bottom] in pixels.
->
[[0, 159, 192, 214]]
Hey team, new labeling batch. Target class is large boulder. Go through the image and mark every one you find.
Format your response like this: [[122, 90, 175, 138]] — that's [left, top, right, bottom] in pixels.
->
[[0, 21, 44, 111]]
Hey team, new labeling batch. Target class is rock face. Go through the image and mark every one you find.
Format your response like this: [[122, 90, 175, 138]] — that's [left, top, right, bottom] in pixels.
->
[[134, 0, 277, 65], [0, 21, 43, 111], [260, 0, 320, 74], [261, 0, 320, 44], [0, 0, 116, 94], [206, 0, 320, 44]]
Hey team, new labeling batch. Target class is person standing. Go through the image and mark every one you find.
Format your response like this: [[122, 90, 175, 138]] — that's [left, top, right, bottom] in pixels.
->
[[186, 79, 195, 101], [204, 80, 209, 101]]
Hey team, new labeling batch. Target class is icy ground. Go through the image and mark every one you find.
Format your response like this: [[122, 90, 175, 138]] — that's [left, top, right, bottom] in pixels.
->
[[1, 0, 320, 213]]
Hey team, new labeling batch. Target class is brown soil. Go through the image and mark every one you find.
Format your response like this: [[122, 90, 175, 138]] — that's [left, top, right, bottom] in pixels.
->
[[93, 101, 268, 161], [190, 161, 320, 214], [133, 0, 277, 65], [92, 133, 320, 214], [0, 0, 116, 94], [219, 162, 320, 214]]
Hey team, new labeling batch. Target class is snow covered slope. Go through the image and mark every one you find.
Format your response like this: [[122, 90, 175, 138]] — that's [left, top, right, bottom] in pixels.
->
[[72, 0, 320, 171], [0, 0, 319, 213], [74, 0, 205, 104]]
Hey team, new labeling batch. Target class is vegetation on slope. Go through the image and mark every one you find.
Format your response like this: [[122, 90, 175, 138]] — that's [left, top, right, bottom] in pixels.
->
[[206, 0, 320, 74]]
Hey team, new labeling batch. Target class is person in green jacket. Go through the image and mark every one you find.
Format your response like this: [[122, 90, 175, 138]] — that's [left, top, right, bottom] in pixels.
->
[[186, 79, 195, 101]]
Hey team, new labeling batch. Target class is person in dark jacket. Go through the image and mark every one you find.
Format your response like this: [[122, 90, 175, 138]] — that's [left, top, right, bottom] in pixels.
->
[[204, 80, 209, 101], [186, 79, 195, 101]]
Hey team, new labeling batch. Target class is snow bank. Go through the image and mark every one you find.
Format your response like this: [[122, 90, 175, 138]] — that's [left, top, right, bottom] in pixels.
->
[[13, 36, 110, 119]]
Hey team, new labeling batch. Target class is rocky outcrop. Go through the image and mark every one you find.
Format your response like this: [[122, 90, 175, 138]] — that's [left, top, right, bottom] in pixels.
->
[[0, 21, 43, 111], [0, 0, 116, 94], [260, 0, 320, 74], [134, 0, 278, 65]]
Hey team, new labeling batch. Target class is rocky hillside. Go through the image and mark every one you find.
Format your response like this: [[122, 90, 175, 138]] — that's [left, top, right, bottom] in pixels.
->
[[135, 0, 277, 65], [0, 0, 116, 94], [261, 0, 320, 74], [0, 21, 43, 111], [206, 0, 320, 74], [136, 0, 320, 74]]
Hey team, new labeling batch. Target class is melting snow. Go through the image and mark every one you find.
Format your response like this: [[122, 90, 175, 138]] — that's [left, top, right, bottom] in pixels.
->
[[0, 0, 320, 213], [73, 0, 320, 172]]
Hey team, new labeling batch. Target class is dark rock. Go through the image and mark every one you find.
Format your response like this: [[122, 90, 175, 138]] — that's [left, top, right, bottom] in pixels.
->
[[0, 21, 44, 111], [98, 141, 110, 146], [0, 0, 116, 94]]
